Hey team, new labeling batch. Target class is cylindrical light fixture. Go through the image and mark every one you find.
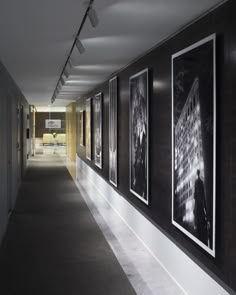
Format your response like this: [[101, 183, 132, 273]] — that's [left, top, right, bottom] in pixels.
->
[[67, 59, 73, 70], [51, 1, 100, 104], [61, 76, 65, 86], [87, 7, 99, 27], [75, 39, 85, 54], [64, 68, 69, 79]]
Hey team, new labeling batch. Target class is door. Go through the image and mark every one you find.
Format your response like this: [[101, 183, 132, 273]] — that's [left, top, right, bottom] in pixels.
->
[[17, 103, 24, 182], [20, 104, 24, 179], [7, 96, 12, 212]]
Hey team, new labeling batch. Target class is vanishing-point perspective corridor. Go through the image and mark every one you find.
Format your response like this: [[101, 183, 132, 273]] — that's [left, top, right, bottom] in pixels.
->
[[0, 1, 236, 294]]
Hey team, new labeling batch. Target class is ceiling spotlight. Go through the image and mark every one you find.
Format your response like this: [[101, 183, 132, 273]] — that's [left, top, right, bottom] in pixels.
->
[[61, 77, 65, 85], [64, 60, 73, 78], [52, 2, 99, 103], [87, 7, 99, 28], [67, 59, 73, 70], [64, 69, 69, 79], [76, 39, 85, 54]]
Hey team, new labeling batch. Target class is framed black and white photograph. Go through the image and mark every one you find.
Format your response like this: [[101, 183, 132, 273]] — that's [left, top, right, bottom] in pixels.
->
[[94, 93, 103, 169], [80, 110, 85, 146], [109, 76, 118, 186], [172, 34, 216, 256], [86, 98, 92, 160], [129, 68, 149, 205]]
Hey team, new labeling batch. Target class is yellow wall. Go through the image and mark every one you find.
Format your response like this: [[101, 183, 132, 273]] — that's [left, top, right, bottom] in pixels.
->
[[66, 102, 77, 161]]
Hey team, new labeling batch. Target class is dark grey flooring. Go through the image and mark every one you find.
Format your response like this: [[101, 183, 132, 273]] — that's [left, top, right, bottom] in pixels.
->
[[0, 156, 136, 295]]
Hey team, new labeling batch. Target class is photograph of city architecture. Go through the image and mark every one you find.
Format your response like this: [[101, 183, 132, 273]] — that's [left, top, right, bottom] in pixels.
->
[[109, 77, 118, 187], [86, 98, 92, 160], [94, 93, 102, 169], [172, 35, 215, 255], [80, 111, 85, 147], [129, 69, 149, 204]]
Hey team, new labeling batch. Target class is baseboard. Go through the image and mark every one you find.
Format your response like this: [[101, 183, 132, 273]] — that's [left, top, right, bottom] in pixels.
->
[[76, 155, 230, 295]]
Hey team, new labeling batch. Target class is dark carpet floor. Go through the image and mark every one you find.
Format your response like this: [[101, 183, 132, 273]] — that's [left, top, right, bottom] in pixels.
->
[[0, 156, 136, 295]]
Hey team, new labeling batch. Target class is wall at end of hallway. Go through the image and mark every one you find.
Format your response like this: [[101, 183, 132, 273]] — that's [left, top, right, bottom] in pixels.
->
[[35, 112, 65, 138], [0, 62, 29, 243]]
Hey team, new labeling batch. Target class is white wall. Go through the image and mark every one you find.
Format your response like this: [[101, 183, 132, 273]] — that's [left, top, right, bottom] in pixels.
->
[[76, 155, 230, 295]]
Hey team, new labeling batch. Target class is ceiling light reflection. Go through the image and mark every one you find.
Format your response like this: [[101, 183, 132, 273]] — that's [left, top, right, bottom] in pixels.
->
[[74, 64, 120, 71], [153, 80, 168, 90], [83, 36, 142, 46], [66, 80, 100, 85]]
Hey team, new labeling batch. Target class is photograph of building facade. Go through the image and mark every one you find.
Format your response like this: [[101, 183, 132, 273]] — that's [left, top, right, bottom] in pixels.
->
[[172, 35, 216, 256], [129, 69, 149, 204], [109, 77, 118, 186], [94, 93, 102, 168], [86, 98, 92, 160], [80, 111, 84, 146], [174, 78, 206, 236]]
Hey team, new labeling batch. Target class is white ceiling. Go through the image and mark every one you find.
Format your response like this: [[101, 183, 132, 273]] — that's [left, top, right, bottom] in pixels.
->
[[0, 0, 226, 106]]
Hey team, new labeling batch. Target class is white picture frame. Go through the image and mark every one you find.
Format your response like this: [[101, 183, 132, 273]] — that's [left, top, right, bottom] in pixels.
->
[[172, 34, 216, 257], [129, 68, 149, 205], [80, 110, 85, 147], [109, 76, 118, 187], [94, 93, 103, 169], [86, 98, 92, 161]]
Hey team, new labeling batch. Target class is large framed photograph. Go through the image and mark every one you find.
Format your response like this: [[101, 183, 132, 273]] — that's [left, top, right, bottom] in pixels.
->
[[172, 34, 216, 256], [109, 76, 118, 186], [94, 93, 103, 169], [80, 110, 85, 146], [86, 98, 92, 160], [129, 68, 149, 205]]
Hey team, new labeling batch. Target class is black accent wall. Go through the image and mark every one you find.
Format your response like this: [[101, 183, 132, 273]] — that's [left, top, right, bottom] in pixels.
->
[[76, 1, 236, 292]]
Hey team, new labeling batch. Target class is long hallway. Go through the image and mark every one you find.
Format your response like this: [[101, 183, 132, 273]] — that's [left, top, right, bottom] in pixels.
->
[[0, 155, 136, 295]]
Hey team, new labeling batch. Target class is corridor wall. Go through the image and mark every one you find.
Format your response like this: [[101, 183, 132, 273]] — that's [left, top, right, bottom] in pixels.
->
[[0, 62, 29, 243], [76, 0, 236, 293], [66, 102, 77, 161]]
